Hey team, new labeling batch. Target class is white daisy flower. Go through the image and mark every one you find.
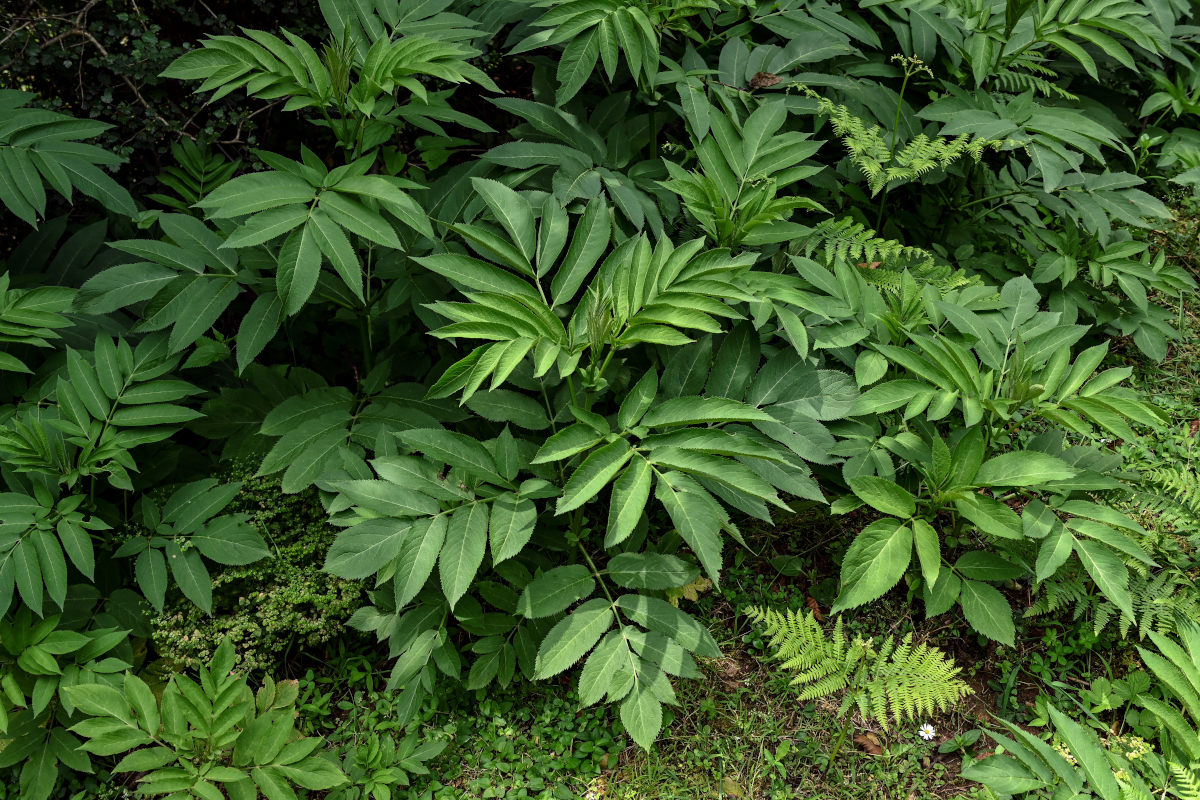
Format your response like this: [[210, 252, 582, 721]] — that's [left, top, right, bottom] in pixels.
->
[[918, 723, 936, 741]]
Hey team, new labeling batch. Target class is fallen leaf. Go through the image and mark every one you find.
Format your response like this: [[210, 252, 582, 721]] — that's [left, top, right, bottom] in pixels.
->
[[749, 72, 781, 90], [1190, 419, 1198, 437], [720, 776, 744, 797], [805, 596, 823, 621], [855, 733, 883, 756]]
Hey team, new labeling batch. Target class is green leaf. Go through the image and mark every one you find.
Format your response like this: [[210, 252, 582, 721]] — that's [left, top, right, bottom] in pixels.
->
[[958, 579, 1015, 646], [110, 403, 202, 427], [135, 549, 167, 611], [854, 350, 888, 387], [556, 29, 600, 106], [516, 564, 595, 618], [332, 479, 440, 518], [975, 452, 1076, 487], [392, 515, 446, 608], [578, 632, 629, 706], [618, 370, 658, 429], [113, 746, 175, 773], [642, 397, 772, 428], [199, 171, 316, 217], [398, 429, 507, 486], [955, 552, 1023, 582], [608, 553, 698, 590], [277, 224, 321, 316], [465, 389, 550, 430], [470, 178, 536, 264], [166, 543, 212, 614], [551, 197, 609, 306], [532, 425, 604, 464], [191, 517, 270, 565], [620, 682, 663, 751], [324, 515, 412, 578], [655, 474, 723, 586], [534, 597, 614, 679], [489, 494, 537, 564], [616, 594, 720, 657], [832, 520, 912, 612], [223, 205, 310, 249], [606, 459, 653, 548], [846, 476, 915, 518], [13, 539, 42, 616], [62, 683, 130, 721], [1036, 527, 1074, 582], [1045, 705, 1121, 798], [556, 439, 634, 514], [274, 758, 348, 791], [237, 293, 283, 373], [1073, 538, 1133, 618], [911, 518, 940, 588], [955, 494, 1023, 540], [439, 503, 489, 609]]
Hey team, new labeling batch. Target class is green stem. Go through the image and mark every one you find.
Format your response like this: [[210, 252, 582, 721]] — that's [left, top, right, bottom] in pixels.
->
[[875, 68, 914, 230], [825, 714, 854, 773]]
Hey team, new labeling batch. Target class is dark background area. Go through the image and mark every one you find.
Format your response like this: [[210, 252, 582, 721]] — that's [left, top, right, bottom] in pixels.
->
[[0, 0, 326, 186]]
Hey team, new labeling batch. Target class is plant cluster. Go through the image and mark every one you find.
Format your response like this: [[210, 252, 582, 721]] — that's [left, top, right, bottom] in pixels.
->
[[2, 0, 1200, 795]]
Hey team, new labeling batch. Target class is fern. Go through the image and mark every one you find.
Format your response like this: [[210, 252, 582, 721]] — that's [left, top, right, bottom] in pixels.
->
[[992, 67, 1079, 100], [1134, 466, 1200, 531], [1172, 763, 1200, 800], [746, 606, 971, 730], [801, 217, 934, 269], [804, 90, 1006, 195], [1030, 562, 1200, 640]]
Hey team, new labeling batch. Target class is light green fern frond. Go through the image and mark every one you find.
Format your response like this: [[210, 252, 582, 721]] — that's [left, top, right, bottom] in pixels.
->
[[992, 68, 1079, 100], [1137, 466, 1200, 531], [801, 90, 1006, 195], [801, 217, 934, 270], [1171, 763, 1200, 800], [1030, 562, 1200, 639], [747, 606, 971, 730]]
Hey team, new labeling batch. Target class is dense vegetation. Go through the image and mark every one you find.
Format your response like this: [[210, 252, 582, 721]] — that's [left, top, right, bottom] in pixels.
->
[[3, 0, 1200, 797]]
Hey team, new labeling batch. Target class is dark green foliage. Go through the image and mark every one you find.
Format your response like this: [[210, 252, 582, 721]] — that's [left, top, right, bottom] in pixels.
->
[[1, 0, 1200, 795]]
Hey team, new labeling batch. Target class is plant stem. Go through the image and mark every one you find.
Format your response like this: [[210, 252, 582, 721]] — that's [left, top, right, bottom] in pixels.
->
[[825, 714, 854, 773], [875, 66, 915, 230]]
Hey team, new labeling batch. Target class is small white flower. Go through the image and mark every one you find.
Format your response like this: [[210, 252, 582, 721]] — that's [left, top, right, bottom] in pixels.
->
[[918, 723, 936, 741]]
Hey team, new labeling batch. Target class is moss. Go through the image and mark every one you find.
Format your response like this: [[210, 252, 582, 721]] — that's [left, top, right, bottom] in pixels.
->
[[151, 465, 362, 672]]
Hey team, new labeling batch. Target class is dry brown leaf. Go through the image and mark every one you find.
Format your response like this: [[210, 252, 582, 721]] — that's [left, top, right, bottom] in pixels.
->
[[749, 72, 781, 90], [805, 596, 823, 621], [854, 733, 883, 756]]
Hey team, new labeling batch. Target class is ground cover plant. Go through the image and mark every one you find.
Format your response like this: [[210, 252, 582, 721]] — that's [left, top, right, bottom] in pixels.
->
[[3, 0, 1200, 797]]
